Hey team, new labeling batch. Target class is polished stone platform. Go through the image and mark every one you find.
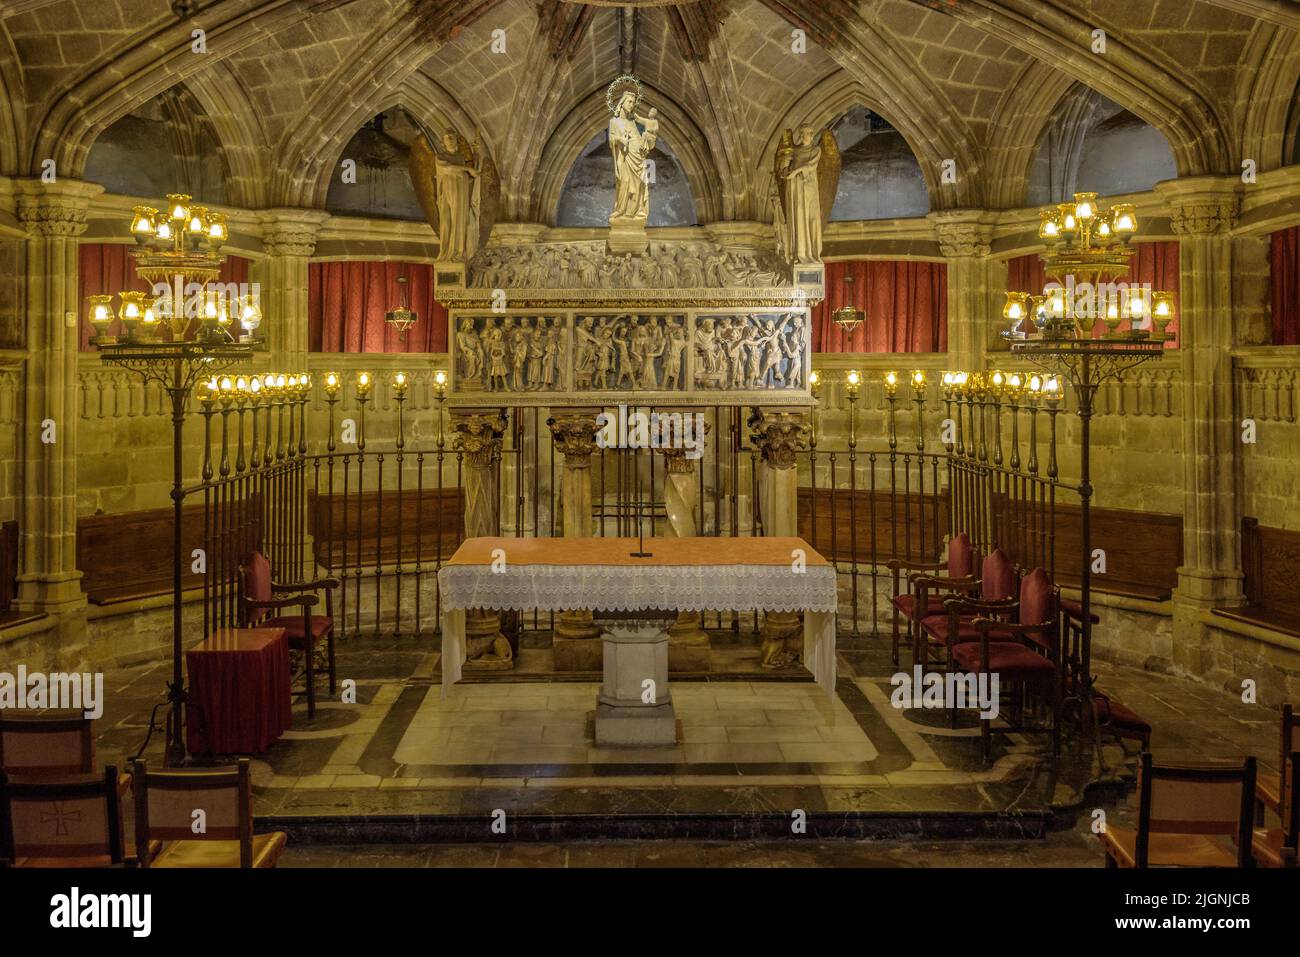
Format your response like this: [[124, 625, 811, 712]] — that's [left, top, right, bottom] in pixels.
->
[[86, 628, 1284, 844]]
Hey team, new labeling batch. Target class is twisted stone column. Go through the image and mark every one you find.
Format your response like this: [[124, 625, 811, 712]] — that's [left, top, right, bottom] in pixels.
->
[[452, 409, 512, 670], [658, 442, 711, 672], [750, 409, 811, 669], [548, 410, 602, 670], [1156, 177, 1245, 674]]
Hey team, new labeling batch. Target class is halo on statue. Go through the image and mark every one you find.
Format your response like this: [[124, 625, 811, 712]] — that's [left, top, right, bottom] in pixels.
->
[[605, 74, 643, 114]]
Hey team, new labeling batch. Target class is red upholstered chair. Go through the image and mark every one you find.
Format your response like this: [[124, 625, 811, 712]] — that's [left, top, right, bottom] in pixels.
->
[[960, 567, 1062, 760], [1253, 705, 1299, 868], [0, 766, 124, 867], [916, 547, 1018, 670], [1099, 754, 1256, 868], [240, 550, 339, 717], [887, 532, 976, 668]]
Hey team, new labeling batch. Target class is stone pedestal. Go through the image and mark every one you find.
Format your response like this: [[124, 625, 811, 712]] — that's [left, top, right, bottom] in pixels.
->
[[549, 411, 603, 669], [607, 217, 649, 256], [750, 409, 811, 669], [594, 621, 677, 748], [659, 441, 711, 672], [452, 410, 513, 670]]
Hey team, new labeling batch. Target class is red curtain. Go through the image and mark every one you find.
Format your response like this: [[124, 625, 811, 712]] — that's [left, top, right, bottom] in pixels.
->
[[78, 243, 250, 350], [812, 260, 948, 353], [1270, 226, 1300, 346], [308, 261, 446, 354], [1003, 241, 1181, 346]]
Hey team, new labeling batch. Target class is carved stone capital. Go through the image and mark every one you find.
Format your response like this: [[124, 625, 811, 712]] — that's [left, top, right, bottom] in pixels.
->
[[452, 410, 507, 467], [749, 409, 810, 470], [257, 209, 330, 257], [1155, 177, 1242, 236], [928, 211, 994, 259], [547, 410, 602, 463], [15, 179, 102, 238]]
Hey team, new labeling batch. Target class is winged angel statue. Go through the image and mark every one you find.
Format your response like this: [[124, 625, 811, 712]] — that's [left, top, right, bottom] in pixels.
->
[[771, 126, 841, 264], [409, 127, 500, 263]]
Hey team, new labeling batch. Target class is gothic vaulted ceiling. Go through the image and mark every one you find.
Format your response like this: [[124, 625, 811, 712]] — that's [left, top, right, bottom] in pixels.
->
[[1, 0, 1297, 218]]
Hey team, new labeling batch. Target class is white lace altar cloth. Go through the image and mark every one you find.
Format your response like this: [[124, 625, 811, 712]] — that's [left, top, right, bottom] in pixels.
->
[[439, 536, 838, 696]]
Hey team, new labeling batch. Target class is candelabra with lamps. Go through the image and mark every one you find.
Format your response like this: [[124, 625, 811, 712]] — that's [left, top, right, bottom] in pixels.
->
[[1001, 192, 1172, 719], [91, 194, 261, 767]]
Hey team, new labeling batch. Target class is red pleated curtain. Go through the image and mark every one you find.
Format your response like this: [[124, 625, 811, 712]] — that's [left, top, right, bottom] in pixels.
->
[[1003, 241, 1181, 347], [308, 261, 446, 354], [812, 260, 948, 353], [1270, 226, 1300, 346], [78, 243, 250, 351]]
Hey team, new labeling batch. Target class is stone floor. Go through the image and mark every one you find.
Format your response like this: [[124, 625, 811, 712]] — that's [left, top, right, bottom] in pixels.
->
[[85, 626, 1290, 863]]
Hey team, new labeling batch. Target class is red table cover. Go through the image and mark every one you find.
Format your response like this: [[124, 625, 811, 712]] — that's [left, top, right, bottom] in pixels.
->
[[186, 627, 292, 754]]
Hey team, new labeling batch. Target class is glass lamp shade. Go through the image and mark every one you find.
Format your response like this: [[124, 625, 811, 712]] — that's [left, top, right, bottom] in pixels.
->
[[239, 294, 262, 335], [131, 206, 158, 243], [883, 371, 898, 397], [1073, 192, 1099, 222], [1111, 203, 1138, 238], [1152, 291, 1176, 339], [166, 193, 192, 223], [87, 294, 116, 340], [323, 372, 341, 397], [1038, 210, 1061, 242], [1056, 203, 1079, 236], [118, 291, 147, 337]]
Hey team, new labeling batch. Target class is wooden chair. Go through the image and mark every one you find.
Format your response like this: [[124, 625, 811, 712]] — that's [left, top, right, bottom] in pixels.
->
[[240, 549, 339, 717], [131, 758, 287, 868], [1099, 753, 1256, 868], [0, 709, 95, 776], [1253, 704, 1298, 868], [0, 766, 124, 867], [887, 531, 975, 668], [962, 567, 1063, 760], [916, 547, 1018, 670]]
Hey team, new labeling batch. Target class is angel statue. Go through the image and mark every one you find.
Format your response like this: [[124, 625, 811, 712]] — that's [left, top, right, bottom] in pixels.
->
[[772, 125, 841, 264], [607, 75, 655, 227], [409, 127, 500, 264]]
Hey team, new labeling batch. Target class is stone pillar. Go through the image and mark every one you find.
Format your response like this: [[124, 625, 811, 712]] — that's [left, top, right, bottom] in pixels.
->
[[256, 209, 329, 367], [452, 409, 512, 669], [1156, 177, 1245, 675], [929, 211, 995, 371], [547, 409, 603, 670], [658, 443, 711, 672], [750, 408, 811, 669], [13, 180, 100, 662]]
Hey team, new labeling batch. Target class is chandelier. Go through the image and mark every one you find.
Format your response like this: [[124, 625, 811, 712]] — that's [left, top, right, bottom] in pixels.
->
[[832, 270, 865, 337], [384, 274, 417, 339], [1002, 191, 1175, 343], [87, 193, 261, 350]]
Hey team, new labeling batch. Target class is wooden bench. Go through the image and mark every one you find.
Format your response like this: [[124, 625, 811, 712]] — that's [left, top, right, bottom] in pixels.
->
[[797, 487, 950, 565], [1214, 518, 1300, 637], [307, 488, 464, 570], [76, 505, 212, 605], [1050, 502, 1183, 602], [797, 489, 1182, 602]]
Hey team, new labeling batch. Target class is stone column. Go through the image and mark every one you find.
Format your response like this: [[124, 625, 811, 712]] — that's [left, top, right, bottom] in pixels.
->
[[929, 211, 995, 371], [750, 408, 811, 669], [452, 409, 512, 669], [547, 409, 603, 670], [256, 209, 329, 367], [1155, 177, 1245, 674], [14, 180, 101, 663], [658, 442, 711, 672]]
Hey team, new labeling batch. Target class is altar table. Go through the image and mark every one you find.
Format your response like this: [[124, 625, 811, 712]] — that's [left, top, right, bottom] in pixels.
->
[[186, 627, 292, 754], [438, 536, 839, 695]]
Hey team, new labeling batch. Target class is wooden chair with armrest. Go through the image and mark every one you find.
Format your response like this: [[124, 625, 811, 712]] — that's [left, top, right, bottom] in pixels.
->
[[0, 766, 124, 867], [239, 549, 339, 717], [887, 531, 976, 669], [131, 757, 286, 868], [1099, 753, 1256, 868], [963, 567, 1063, 761], [916, 547, 1018, 672]]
